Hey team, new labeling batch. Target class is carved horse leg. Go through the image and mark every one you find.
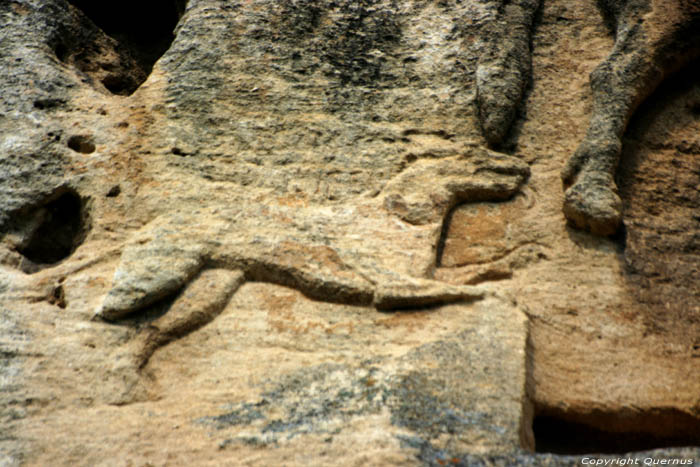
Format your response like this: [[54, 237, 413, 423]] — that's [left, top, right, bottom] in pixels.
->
[[562, 0, 700, 235], [476, 0, 541, 147]]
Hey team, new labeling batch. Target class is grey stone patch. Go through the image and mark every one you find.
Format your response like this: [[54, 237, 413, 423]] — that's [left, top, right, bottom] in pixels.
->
[[271, 0, 404, 88], [208, 401, 268, 428], [0, 452, 21, 467], [390, 371, 506, 438], [202, 362, 462, 443], [389, 301, 532, 452], [0, 276, 9, 296], [0, 307, 30, 467], [197, 297, 530, 457], [396, 436, 700, 467], [198, 362, 391, 444], [397, 434, 576, 467]]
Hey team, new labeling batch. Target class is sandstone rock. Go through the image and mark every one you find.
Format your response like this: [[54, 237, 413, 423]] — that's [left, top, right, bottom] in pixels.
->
[[476, 0, 541, 147], [561, 0, 700, 235], [1, 0, 699, 465]]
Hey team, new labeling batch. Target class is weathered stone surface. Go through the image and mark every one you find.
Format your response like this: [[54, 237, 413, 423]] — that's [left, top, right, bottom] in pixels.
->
[[561, 0, 700, 235], [476, 0, 540, 147], [1, 0, 700, 465]]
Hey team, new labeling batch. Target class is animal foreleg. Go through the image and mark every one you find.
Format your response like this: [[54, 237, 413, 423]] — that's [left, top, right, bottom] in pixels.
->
[[476, 0, 541, 146]]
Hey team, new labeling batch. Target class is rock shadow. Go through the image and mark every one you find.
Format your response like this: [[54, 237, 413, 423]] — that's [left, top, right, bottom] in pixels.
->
[[62, 0, 187, 95], [14, 187, 89, 272]]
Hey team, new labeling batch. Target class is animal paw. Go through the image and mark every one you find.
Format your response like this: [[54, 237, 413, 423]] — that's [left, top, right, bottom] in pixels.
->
[[382, 149, 530, 225], [563, 170, 622, 236]]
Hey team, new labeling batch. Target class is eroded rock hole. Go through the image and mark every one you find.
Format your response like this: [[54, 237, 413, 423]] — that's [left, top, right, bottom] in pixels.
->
[[54, 42, 68, 62], [34, 98, 66, 110], [689, 101, 700, 117], [18, 190, 87, 266], [48, 284, 67, 309], [67, 135, 95, 154], [533, 411, 700, 454], [101, 75, 135, 96], [106, 185, 121, 197], [66, 0, 187, 95]]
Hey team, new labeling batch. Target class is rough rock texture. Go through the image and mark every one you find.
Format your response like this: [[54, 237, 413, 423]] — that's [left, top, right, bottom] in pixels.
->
[[1, 0, 700, 465], [476, 0, 540, 147], [561, 0, 700, 235]]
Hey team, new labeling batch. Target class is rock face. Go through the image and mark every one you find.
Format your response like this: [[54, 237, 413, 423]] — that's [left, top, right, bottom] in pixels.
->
[[1, 0, 699, 465], [561, 0, 700, 235]]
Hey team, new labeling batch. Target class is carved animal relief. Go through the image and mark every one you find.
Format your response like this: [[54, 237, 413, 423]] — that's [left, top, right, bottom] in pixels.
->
[[1, 0, 699, 464]]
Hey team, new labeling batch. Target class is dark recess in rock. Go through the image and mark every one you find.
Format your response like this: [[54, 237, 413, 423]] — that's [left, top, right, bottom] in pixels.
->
[[688, 101, 700, 116], [101, 75, 136, 96], [17, 189, 87, 266], [533, 411, 700, 454], [66, 0, 187, 95], [54, 42, 69, 62], [67, 134, 95, 154], [33, 98, 66, 110], [48, 284, 67, 309], [106, 185, 121, 197]]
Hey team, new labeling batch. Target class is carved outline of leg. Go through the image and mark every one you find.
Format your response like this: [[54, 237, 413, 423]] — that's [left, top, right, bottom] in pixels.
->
[[476, 0, 541, 147], [562, 9, 665, 235], [96, 222, 210, 321], [134, 269, 244, 368]]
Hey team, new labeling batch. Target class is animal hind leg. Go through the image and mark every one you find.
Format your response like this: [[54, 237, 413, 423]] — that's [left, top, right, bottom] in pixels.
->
[[132, 268, 245, 368], [102, 268, 244, 403], [562, 4, 682, 235]]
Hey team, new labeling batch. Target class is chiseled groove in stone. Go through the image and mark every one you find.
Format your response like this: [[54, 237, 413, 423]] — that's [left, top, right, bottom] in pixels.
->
[[134, 268, 244, 368], [242, 259, 375, 307], [373, 280, 484, 310], [522, 318, 537, 452]]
